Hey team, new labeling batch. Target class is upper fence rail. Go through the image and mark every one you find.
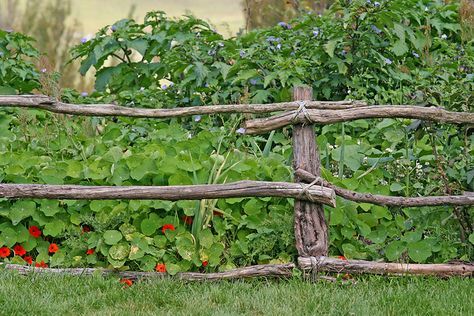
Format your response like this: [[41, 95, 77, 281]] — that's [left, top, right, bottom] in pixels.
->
[[0, 95, 472, 135]]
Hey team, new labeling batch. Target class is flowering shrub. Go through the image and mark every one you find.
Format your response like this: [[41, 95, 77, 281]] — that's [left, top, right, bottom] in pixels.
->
[[0, 0, 472, 273]]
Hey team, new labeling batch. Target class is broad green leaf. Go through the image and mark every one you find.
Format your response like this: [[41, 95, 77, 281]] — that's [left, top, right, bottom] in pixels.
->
[[407, 240, 432, 263], [104, 230, 123, 245]]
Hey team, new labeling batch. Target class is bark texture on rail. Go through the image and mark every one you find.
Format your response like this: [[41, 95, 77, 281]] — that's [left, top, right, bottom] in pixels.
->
[[0, 181, 336, 206], [0, 95, 366, 118], [1, 263, 295, 281], [244, 106, 474, 134], [292, 87, 329, 257], [295, 168, 474, 206], [298, 256, 474, 277]]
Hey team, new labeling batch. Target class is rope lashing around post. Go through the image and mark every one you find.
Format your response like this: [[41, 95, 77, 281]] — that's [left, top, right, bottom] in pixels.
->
[[297, 176, 324, 202], [292, 101, 314, 124]]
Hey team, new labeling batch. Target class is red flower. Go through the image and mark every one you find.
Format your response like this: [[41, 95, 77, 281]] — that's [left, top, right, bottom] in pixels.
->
[[35, 261, 48, 268], [120, 278, 133, 287], [181, 216, 193, 225], [81, 225, 91, 233], [155, 263, 166, 273], [48, 243, 59, 253], [86, 248, 95, 255], [23, 256, 33, 265], [29, 226, 42, 238], [202, 261, 208, 267], [338, 255, 347, 261], [0, 247, 10, 258], [13, 244, 26, 257], [161, 224, 175, 234]]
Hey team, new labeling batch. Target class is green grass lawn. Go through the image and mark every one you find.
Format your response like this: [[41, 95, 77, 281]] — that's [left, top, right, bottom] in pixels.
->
[[0, 271, 472, 315]]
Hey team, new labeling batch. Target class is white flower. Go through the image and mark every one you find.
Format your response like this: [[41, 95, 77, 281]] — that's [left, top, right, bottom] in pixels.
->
[[441, 34, 448, 40]]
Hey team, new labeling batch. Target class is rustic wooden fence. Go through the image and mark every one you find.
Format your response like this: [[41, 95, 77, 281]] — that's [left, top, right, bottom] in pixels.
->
[[0, 87, 473, 279]]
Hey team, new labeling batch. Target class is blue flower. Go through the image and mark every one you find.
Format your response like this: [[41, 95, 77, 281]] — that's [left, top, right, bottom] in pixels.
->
[[412, 52, 420, 58], [266, 36, 280, 43], [371, 25, 382, 34], [374, 1, 380, 7], [341, 50, 347, 56], [111, 25, 117, 32], [218, 42, 224, 47], [384, 58, 392, 65], [236, 127, 246, 134], [278, 22, 291, 29], [81, 37, 88, 44], [240, 50, 246, 58], [81, 92, 88, 97], [161, 84, 168, 90], [194, 115, 201, 122], [249, 79, 257, 86], [312, 28, 320, 37], [276, 43, 282, 50]]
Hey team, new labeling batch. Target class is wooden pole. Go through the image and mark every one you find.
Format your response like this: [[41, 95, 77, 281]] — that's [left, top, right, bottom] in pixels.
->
[[292, 86, 329, 257], [298, 256, 474, 277]]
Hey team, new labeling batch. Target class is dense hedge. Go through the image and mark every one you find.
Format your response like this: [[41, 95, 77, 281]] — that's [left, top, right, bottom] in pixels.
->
[[0, 0, 472, 273]]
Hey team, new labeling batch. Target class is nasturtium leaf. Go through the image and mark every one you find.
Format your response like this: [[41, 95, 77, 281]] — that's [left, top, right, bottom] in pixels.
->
[[324, 40, 338, 58], [10, 200, 36, 225], [385, 240, 406, 261], [43, 220, 65, 237], [141, 218, 158, 236], [407, 240, 432, 263], [243, 199, 261, 216], [199, 229, 214, 249], [128, 245, 144, 260], [0, 227, 18, 247], [103, 230, 122, 245], [166, 263, 181, 276], [176, 237, 195, 260], [40, 200, 62, 217], [107, 256, 126, 268], [66, 161, 83, 178], [109, 243, 130, 260]]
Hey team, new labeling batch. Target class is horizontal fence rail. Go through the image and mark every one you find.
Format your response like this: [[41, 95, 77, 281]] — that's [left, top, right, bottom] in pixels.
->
[[298, 256, 474, 277], [244, 105, 474, 134], [0, 95, 366, 117], [295, 169, 474, 206], [0, 181, 336, 207]]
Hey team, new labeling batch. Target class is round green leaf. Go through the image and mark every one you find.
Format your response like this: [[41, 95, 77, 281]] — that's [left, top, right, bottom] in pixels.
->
[[103, 230, 122, 245], [141, 219, 158, 236], [407, 240, 432, 263], [109, 243, 130, 260]]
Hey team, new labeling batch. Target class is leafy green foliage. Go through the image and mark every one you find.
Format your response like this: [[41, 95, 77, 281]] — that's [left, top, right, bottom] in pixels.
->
[[0, 30, 40, 94], [0, 0, 472, 271]]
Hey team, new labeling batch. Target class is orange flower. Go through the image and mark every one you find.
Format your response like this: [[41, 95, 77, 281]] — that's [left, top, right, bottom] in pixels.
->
[[35, 261, 48, 268], [338, 255, 347, 261], [86, 248, 95, 255], [202, 261, 208, 267], [155, 263, 166, 273], [23, 256, 33, 265], [81, 225, 91, 233], [28, 226, 42, 238], [48, 243, 59, 253], [0, 247, 10, 258], [161, 224, 175, 234], [120, 278, 133, 287], [13, 244, 26, 256]]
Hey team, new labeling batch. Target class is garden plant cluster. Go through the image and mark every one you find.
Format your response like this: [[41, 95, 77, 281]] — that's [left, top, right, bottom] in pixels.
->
[[0, 0, 472, 274]]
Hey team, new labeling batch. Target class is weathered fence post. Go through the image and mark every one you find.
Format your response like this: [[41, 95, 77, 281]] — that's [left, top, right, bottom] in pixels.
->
[[292, 86, 328, 257]]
